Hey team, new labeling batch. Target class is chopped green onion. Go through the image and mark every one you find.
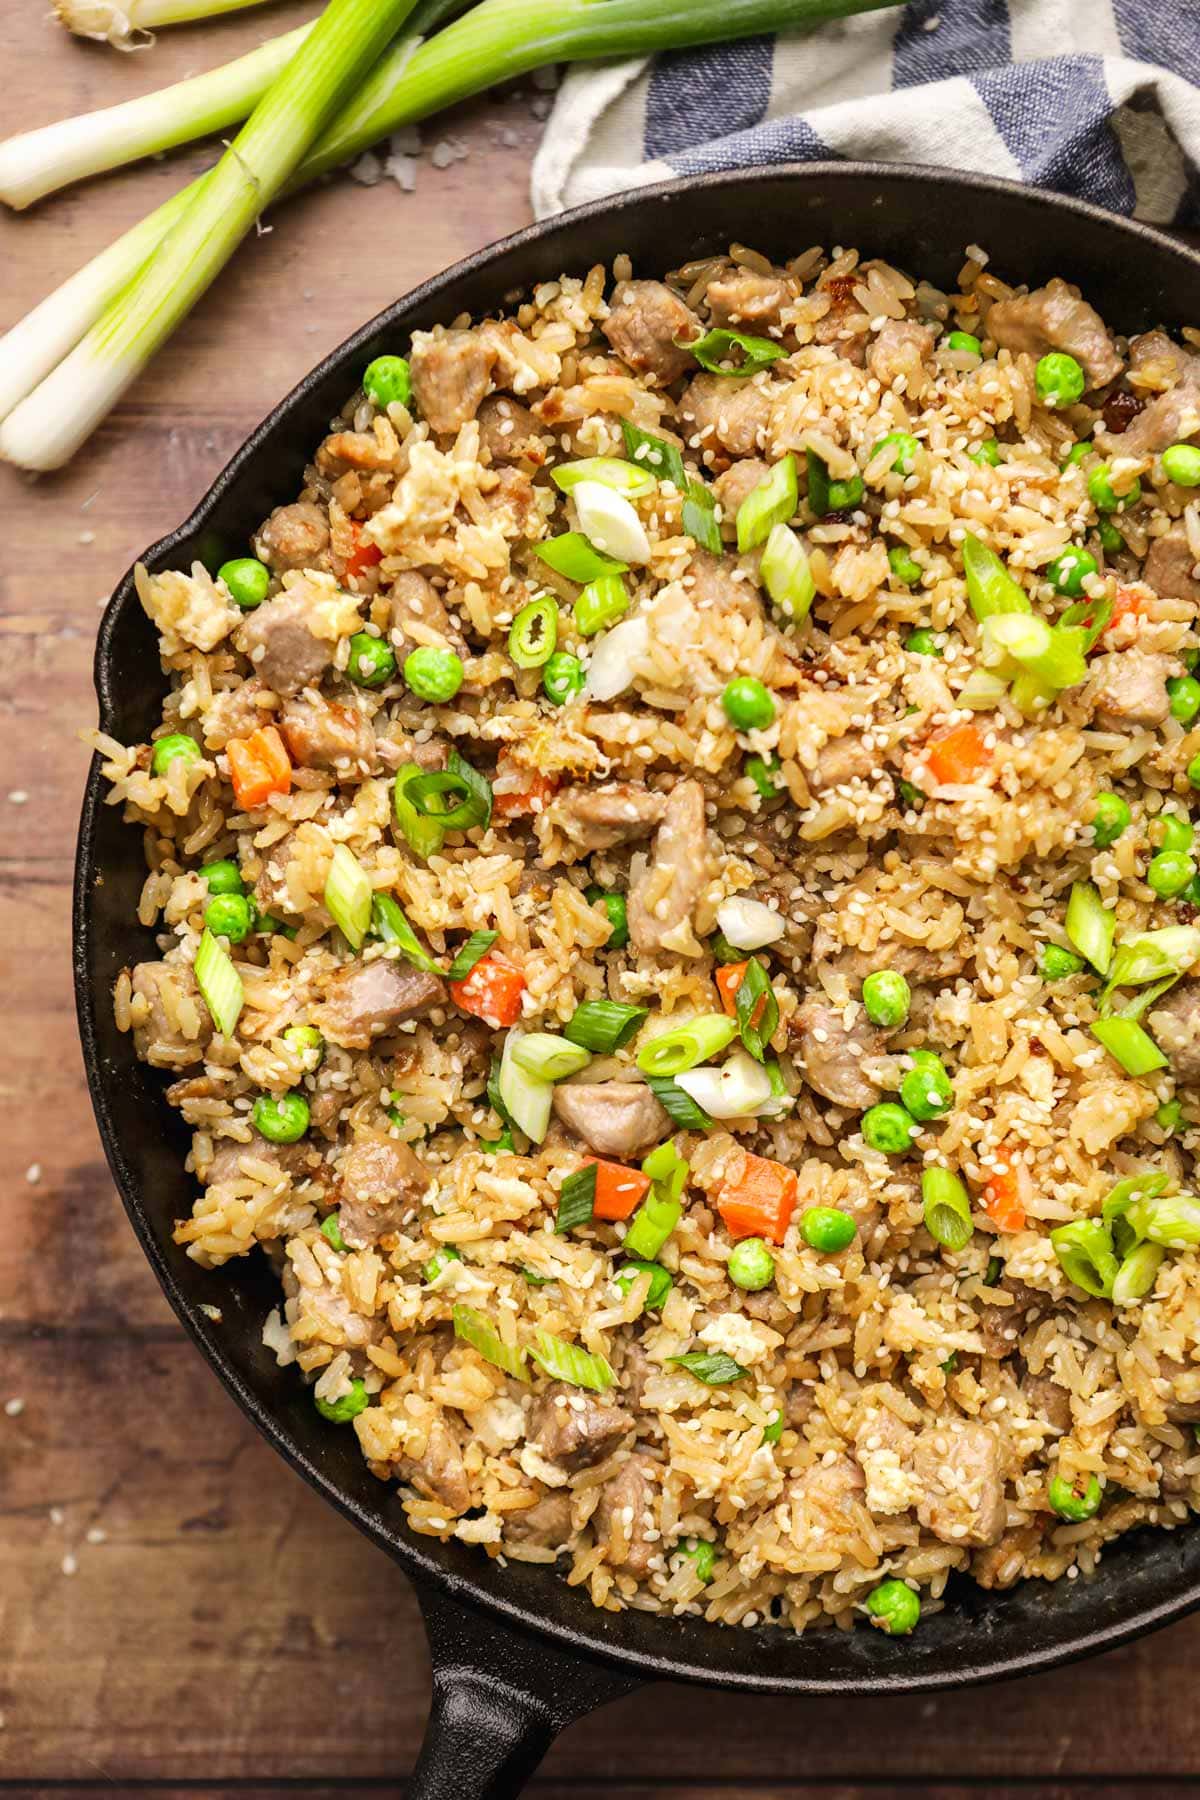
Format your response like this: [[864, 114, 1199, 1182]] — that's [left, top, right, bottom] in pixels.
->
[[1112, 1241, 1166, 1305], [1059, 593, 1113, 651], [535, 532, 627, 584], [736, 454, 798, 552], [681, 328, 784, 376], [921, 1165, 974, 1252], [642, 1139, 689, 1200], [970, 438, 1001, 467], [497, 1030, 553, 1144], [759, 523, 815, 624], [668, 1351, 749, 1385], [636, 1014, 739, 1078], [406, 749, 492, 833], [555, 1162, 597, 1233], [452, 1304, 528, 1382], [1090, 1015, 1168, 1076], [1105, 926, 1200, 992], [194, 927, 243, 1037], [392, 763, 446, 861], [529, 1330, 614, 1392], [984, 613, 1089, 692], [1101, 1171, 1168, 1256], [370, 893, 441, 974], [962, 533, 1033, 619], [1065, 881, 1115, 975], [1126, 1191, 1200, 1250], [324, 844, 373, 951], [645, 1074, 713, 1133], [563, 1000, 647, 1054], [761, 1411, 784, 1445], [732, 957, 779, 1063], [424, 1244, 463, 1285], [575, 574, 629, 637], [509, 595, 558, 669], [619, 417, 686, 488], [1040, 943, 1085, 981], [447, 930, 498, 982], [551, 457, 656, 498], [1050, 1220, 1118, 1298], [957, 668, 1010, 712], [682, 479, 723, 553], [806, 447, 863, 516], [1156, 1098, 1184, 1134], [614, 1261, 673, 1310], [512, 1033, 592, 1082], [624, 1193, 683, 1262]]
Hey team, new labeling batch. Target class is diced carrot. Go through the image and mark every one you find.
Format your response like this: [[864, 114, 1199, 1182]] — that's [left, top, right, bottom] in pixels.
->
[[923, 720, 991, 787], [717, 1151, 798, 1245], [1108, 584, 1148, 632], [449, 948, 526, 1027], [715, 960, 767, 1027], [585, 1156, 651, 1221], [227, 725, 292, 811], [493, 771, 559, 819], [344, 521, 382, 579], [983, 1150, 1026, 1234]]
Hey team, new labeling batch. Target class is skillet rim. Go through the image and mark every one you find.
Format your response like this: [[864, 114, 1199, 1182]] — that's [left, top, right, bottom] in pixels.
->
[[75, 158, 1200, 1695]]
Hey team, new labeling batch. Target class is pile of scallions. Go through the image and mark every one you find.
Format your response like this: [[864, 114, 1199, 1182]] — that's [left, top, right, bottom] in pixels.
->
[[1, 0, 902, 470]]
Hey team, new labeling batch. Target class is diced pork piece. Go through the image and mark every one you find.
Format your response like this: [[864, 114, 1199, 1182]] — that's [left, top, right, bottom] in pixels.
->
[[1089, 649, 1177, 728], [973, 1523, 1042, 1590], [202, 1130, 314, 1186], [811, 921, 969, 987], [552, 1082, 669, 1160], [977, 1280, 1046, 1358], [317, 958, 446, 1049], [679, 373, 773, 461], [236, 589, 334, 696], [129, 961, 213, 1069], [399, 1417, 471, 1513], [1144, 522, 1200, 604], [409, 328, 495, 435], [811, 731, 875, 792], [913, 1419, 1006, 1548], [480, 464, 540, 539], [254, 500, 330, 574], [335, 1132, 431, 1247], [315, 429, 397, 476], [1105, 379, 1200, 456], [251, 830, 303, 917], [1022, 1373, 1072, 1434], [200, 677, 275, 750], [867, 318, 936, 387], [683, 549, 761, 621], [602, 280, 700, 385], [705, 271, 792, 328], [791, 996, 887, 1111], [388, 568, 462, 654], [477, 394, 547, 464], [1128, 329, 1193, 387], [786, 1455, 866, 1532], [529, 1383, 632, 1472], [987, 278, 1123, 388], [1157, 1356, 1200, 1425], [592, 1453, 659, 1576], [1157, 1442, 1199, 1495], [280, 696, 377, 776], [1147, 983, 1200, 1085], [503, 1491, 574, 1547], [713, 458, 772, 526], [541, 782, 665, 855], [627, 779, 713, 954]]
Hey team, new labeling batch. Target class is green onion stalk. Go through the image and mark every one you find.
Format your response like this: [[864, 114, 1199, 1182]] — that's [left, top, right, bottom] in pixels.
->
[[55, 0, 274, 52], [0, 0, 903, 463], [1, 0, 423, 471]]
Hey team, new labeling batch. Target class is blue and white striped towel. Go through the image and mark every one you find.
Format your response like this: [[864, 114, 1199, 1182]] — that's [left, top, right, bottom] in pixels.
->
[[532, 0, 1200, 226]]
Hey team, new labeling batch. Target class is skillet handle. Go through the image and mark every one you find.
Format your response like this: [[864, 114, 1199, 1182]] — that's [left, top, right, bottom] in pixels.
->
[[409, 1580, 640, 1799]]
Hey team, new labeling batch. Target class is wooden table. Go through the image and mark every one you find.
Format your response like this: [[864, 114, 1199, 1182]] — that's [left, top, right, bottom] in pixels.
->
[[1, 9, 1197, 1795]]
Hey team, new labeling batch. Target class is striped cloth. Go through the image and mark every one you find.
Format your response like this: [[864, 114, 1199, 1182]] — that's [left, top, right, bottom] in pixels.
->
[[532, 0, 1200, 226]]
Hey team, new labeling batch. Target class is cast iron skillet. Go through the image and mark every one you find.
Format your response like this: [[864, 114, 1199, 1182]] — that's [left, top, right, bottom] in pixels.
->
[[76, 164, 1200, 1798]]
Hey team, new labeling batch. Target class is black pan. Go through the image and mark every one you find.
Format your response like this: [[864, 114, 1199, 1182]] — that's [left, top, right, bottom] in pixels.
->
[[75, 163, 1200, 1799]]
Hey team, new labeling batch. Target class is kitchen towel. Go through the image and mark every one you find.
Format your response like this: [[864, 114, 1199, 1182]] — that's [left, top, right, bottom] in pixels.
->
[[532, 0, 1200, 227]]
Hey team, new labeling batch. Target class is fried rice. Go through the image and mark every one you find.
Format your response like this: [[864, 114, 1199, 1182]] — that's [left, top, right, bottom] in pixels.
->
[[92, 238, 1200, 1639]]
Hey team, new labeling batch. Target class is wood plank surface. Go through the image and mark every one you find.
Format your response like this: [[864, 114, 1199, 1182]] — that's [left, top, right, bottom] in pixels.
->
[[2, 4, 1200, 1795]]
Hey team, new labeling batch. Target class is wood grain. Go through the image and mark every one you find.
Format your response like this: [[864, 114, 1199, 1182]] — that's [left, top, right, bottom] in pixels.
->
[[3, 4, 1200, 1794]]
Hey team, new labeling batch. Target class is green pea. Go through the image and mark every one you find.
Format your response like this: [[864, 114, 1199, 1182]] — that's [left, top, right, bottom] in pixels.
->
[[1039, 943, 1084, 981], [1036, 352, 1086, 408], [1154, 810, 1194, 854], [1045, 547, 1098, 597], [1063, 440, 1092, 468], [865, 1578, 920, 1635], [722, 677, 776, 732], [199, 858, 244, 896], [1162, 443, 1200, 487], [1188, 754, 1200, 791], [251, 1091, 310, 1143], [888, 546, 923, 587], [425, 1245, 463, 1284], [615, 1261, 673, 1309], [872, 431, 920, 475], [1048, 1471, 1102, 1521], [1088, 464, 1141, 514], [542, 652, 585, 707], [1091, 791, 1131, 848], [151, 733, 201, 777], [1148, 850, 1196, 898], [404, 646, 464, 703], [862, 1102, 917, 1154], [945, 331, 981, 356], [678, 1538, 716, 1583], [727, 1237, 776, 1291], [905, 628, 942, 657], [204, 892, 256, 944], [862, 969, 911, 1028], [1097, 518, 1125, 555], [801, 1206, 857, 1253], [1156, 1099, 1184, 1135], [282, 1023, 325, 1070], [1167, 675, 1200, 725], [362, 354, 412, 410], [745, 754, 783, 801], [585, 885, 629, 951], [218, 556, 270, 610], [899, 1050, 954, 1122], [315, 1377, 370, 1423], [346, 631, 397, 689], [321, 1212, 348, 1252], [970, 438, 1001, 467]]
